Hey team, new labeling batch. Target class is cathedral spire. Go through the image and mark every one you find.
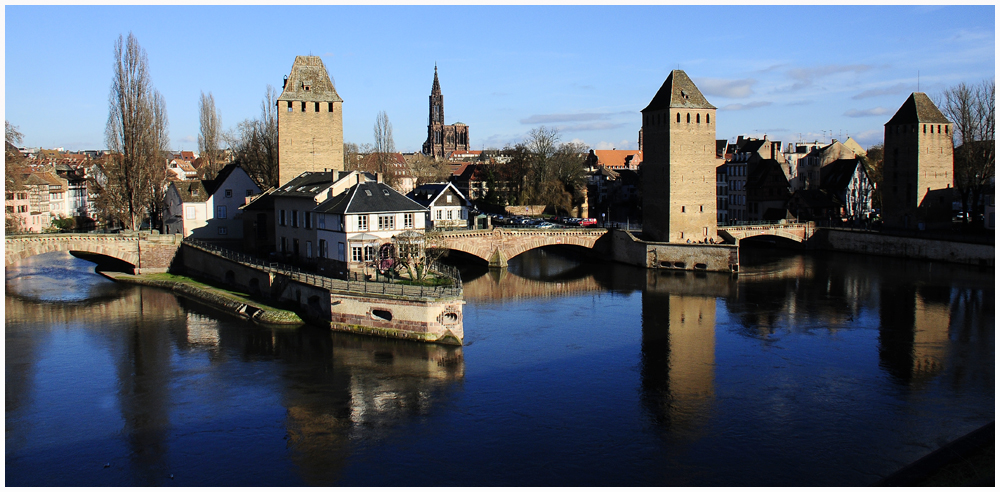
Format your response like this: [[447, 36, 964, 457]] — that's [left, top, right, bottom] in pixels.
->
[[431, 64, 441, 95]]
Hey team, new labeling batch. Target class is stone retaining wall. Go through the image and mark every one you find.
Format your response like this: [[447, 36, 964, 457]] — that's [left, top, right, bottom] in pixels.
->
[[810, 229, 994, 268], [610, 229, 738, 272]]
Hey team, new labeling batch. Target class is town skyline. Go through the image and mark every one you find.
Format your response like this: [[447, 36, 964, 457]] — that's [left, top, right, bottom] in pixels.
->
[[6, 5, 995, 153]]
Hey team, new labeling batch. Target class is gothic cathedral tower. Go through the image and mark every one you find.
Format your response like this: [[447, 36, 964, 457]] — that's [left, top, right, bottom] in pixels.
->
[[882, 92, 954, 229], [422, 65, 469, 159], [640, 70, 718, 243], [277, 56, 344, 186]]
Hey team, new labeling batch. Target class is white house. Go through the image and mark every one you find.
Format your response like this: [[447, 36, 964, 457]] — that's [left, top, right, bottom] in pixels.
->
[[313, 180, 428, 277], [271, 170, 377, 263], [163, 164, 261, 243], [406, 182, 470, 229], [820, 158, 875, 221]]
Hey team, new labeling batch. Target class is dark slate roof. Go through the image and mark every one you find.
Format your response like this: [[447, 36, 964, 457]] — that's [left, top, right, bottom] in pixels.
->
[[737, 139, 767, 155], [240, 188, 275, 211], [642, 70, 715, 112], [315, 181, 427, 215], [203, 163, 257, 196], [173, 180, 210, 203], [272, 171, 337, 198], [886, 92, 949, 125], [278, 56, 342, 103], [820, 158, 864, 193], [407, 183, 449, 207]]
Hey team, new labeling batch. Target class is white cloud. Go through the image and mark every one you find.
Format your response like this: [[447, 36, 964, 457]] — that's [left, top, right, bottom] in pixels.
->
[[595, 139, 633, 150], [844, 107, 891, 117], [720, 101, 772, 111], [852, 83, 908, 100], [785, 64, 875, 91], [695, 77, 756, 98], [520, 111, 633, 125]]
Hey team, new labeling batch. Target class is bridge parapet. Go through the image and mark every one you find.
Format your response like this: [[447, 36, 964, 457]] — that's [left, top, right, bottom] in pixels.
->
[[718, 222, 815, 244], [436, 227, 609, 267]]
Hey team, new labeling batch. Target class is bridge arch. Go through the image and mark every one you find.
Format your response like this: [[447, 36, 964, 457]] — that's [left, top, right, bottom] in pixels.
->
[[5, 233, 182, 273], [5, 235, 140, 268]]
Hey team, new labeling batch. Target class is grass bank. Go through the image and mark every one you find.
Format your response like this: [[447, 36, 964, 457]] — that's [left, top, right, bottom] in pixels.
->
[[102, 271, 303, 326]]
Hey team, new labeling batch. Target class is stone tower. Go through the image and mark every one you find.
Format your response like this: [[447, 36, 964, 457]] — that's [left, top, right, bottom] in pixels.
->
[[640, 70, 718, 243], [422, 65, 470, 159], [882, 92, 954, 229], [277, 56, 344, 186]]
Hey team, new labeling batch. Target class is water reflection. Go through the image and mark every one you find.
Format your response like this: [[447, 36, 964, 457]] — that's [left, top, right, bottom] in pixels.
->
[[5, 253, 464, 486], [5, 246, 993, 486]]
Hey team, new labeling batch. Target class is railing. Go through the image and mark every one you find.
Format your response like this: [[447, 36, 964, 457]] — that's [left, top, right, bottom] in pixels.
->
[[719, 220, 803, 228], [183, 238, 463, 299]]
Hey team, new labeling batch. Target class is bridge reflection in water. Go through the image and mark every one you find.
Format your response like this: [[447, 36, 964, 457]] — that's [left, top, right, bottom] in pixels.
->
[[5, 249, 990, 486], [457, 247, 977, 436], [5, 252, 465, 486]]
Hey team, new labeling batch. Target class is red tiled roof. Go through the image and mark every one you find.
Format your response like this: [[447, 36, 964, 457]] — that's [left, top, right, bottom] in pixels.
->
[[593, 149, 642, 169]]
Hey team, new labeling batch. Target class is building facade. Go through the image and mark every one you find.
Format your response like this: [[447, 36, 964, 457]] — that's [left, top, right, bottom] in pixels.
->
[[640, 70, 718, 243], [422, 65, 470, 159], [277, 56, 345, 186], [881, 92, 954, 229]]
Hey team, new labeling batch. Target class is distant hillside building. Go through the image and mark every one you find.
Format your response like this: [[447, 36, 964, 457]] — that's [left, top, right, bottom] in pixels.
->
[[881, 92, 954, 229], [277, 56, 344, 186], [640, 70, 718, 243], [422, 65, 470, 159]]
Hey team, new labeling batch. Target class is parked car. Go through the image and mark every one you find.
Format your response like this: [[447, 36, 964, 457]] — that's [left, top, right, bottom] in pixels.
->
[[578, 218, 597, 227]]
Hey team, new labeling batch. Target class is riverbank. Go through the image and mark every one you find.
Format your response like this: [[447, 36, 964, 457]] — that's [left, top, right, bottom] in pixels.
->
[[101, 271, 304, 326], [877, 422, 994, 486]]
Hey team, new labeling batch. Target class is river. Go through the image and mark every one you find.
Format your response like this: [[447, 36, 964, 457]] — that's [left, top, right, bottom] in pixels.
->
[[4, 248, 994, 486]]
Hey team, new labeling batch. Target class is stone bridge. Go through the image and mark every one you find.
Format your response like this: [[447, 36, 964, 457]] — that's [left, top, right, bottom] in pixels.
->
[[718, 222, 816, 244], [4, 232, 183, 273], [436, 227, 610, 268]]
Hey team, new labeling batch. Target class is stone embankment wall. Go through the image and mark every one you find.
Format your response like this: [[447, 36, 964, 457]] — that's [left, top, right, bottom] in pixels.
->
[[105, 273, 302, 325], [810, 229, 994, 268], [609, 229, 738, 272], [177, 244, 464, 345]]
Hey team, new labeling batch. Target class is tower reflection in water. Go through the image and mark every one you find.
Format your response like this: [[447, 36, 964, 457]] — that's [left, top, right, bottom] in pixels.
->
[[5, 252, 465, 486]]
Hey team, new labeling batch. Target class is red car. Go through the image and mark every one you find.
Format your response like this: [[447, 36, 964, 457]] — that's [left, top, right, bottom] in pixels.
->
[[578, 218, 597, 227]]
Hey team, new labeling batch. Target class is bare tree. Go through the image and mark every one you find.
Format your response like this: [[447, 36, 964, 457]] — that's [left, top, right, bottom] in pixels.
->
[[520, 126, 558, 201], [408, 152, 451, 185], [198, 91, 223, 180], [371, 110, 402, 186], [546, 141, 589, 216], [103, 32, 169, 231], [227, 85, 278, 189], [343, 141, 372, 172], [938, 79, 995, 224], [5, 120, 27, 233]]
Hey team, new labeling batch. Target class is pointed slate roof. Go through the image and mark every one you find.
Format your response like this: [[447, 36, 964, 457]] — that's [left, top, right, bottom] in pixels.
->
[[315, 181, 427, 215], [886, 92, 949, 125], [278, 56, 342, 103], [820, 158, 865, 194], [642, 70, 716, 112]]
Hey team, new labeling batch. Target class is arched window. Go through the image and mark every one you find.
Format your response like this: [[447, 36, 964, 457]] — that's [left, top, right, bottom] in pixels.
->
[[923, 125, 927, 133], [938, 125, 942, 134], [696, 114, 700, 124], [706, 114, 710, 124], [686, 113, 691, 123], [676, 113, 681, 123]]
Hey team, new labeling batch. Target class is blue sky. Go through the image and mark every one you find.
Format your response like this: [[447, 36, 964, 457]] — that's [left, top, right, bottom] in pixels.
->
[[5, 5, 995, 154]]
